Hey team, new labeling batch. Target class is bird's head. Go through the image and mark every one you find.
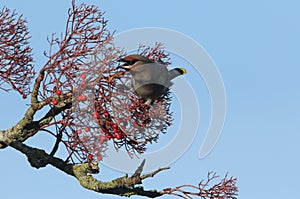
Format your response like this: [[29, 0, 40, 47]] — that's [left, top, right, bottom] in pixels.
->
[[117, 54, 153, 71]]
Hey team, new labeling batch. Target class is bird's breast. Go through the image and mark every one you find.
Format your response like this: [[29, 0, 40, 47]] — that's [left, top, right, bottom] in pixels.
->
[[134, 84, 168, 100]]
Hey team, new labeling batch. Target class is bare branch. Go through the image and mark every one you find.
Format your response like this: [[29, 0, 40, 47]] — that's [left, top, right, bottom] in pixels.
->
[[160, 171, 238, 199], [0, 7, 35, 97], [132, 159, 146, 178]]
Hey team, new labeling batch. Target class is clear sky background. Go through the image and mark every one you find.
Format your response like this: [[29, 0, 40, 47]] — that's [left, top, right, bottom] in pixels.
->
[[1, 0, 300, 198]]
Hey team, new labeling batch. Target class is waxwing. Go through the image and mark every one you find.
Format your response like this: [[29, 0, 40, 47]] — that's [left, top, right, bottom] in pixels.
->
[[118, 54, 186, 104]]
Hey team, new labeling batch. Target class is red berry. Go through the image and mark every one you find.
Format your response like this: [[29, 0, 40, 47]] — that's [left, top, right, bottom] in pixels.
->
[[53, 99, 58, 105], [81, 73, 87, 79], [99, 136, 106, 145], [76, 129, 82, 134], [77, 95, 87, 101], [93, 111, 98, 119], [82, 95, 87, 101], [56, 90, 62, 95], [106, 134, 112, 139], [97, 155, 102, 161], [104, 112, 109, 117], [81, 81, 86, 87], [84, 127, 90, 132], [112, 124, 117, 129], [22, 94, 27, 99], [115, 132, 122, 140], [87, 154, 93, 160]]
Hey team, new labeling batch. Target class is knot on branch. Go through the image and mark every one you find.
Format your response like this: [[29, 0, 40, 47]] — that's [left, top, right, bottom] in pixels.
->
[[27, 149, 49, 168], [73, 162, 100, 175]]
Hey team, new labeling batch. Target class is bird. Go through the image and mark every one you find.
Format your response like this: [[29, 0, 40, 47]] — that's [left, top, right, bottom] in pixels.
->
[[118, 54, 186, 104]]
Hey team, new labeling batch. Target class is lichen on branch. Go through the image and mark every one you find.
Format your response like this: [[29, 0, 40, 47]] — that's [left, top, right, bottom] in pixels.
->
[[9, 141, 167, 198]]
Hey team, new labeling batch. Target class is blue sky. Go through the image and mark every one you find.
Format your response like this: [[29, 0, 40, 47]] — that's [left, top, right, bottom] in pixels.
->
[[1, 0, 300, 198]]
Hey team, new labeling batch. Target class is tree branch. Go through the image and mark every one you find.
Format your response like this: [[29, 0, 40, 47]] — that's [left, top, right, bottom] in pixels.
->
[[0, 93, 72, 148], [0, 7, 35, 97], [50, 131, 62, 156], [9, 141, 169, 198]]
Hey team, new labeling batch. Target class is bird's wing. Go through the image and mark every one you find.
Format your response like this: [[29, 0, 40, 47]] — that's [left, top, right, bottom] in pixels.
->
[[151, 65, 169, 86], [131, 63, 169, 87]]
